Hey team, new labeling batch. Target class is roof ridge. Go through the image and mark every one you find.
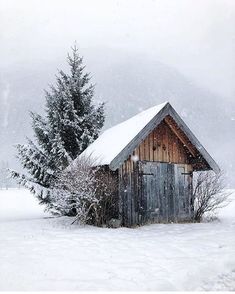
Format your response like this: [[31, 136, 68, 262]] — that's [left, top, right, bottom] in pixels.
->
[[102, 101, 169, 135]]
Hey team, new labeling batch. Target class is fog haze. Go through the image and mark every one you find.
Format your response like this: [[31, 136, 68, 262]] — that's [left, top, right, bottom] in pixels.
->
[[0, 0, 234, 184], [1, 0, 235, 97]]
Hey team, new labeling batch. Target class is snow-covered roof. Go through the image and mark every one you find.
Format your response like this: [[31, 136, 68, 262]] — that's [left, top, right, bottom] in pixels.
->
[[79, 101, 220, 173], [80, 101, 168, 166]]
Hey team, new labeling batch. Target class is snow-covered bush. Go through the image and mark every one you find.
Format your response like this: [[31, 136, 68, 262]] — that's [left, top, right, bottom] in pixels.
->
[[51, 156, 98, 223], [51, 156, 119, 226], [193, 171, 230, 222]]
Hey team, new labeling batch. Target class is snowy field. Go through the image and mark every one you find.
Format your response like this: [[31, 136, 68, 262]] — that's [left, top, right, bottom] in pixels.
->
[[0, 189, 235, 291]]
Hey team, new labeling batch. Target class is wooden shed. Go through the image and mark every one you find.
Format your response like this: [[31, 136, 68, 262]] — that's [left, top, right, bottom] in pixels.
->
[[80, 102, 220, 227]]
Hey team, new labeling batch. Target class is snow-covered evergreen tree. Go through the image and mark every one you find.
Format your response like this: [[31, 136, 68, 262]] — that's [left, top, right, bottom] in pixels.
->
[[12, 45, 105, 209]]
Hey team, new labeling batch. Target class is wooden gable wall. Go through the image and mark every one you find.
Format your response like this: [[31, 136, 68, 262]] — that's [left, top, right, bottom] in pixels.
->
[[121, 117, 195, 172], [133, 118, 193, 164], [119, 117, 196, 177]]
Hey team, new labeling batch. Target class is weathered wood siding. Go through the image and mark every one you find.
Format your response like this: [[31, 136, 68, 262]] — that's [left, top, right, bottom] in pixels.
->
[[119, 118, 194, 226], [119, 161, 193, 226], [134, 118, 194, 164], [140, 162, 193, 224], [119, 119, 194, 175]]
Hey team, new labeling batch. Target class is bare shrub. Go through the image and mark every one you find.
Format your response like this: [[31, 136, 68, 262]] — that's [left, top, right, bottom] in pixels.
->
[[51, 156, 119, 226], [51, 156, 98, 223], [92, 167, 119, 226], [193, 171, 231, 222]]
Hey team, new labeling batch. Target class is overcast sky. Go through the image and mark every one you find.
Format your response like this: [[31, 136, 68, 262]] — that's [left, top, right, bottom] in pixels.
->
[[0, 0, 234, 98]]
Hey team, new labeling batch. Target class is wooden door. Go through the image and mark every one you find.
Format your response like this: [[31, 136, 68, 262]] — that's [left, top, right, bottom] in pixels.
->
[[175, 165, 193, 221], [140, 161, 193, 223]]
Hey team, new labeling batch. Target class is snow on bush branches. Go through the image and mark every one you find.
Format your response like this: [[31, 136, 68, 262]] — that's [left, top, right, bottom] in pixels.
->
[[51, 155, 119, 225], [51, 156, 98, 223]]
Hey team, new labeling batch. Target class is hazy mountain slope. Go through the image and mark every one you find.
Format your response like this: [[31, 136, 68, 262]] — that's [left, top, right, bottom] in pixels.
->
[[0, 50, 234, 184], [91, 54, 235, 184]]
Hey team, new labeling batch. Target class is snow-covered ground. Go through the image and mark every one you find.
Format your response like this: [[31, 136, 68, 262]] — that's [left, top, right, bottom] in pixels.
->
[[0, 189, 235, 291]]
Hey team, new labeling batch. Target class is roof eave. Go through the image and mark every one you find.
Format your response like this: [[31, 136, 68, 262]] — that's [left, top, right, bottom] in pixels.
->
[[167, 106, 220, 174], [109, 102, 220, 174]]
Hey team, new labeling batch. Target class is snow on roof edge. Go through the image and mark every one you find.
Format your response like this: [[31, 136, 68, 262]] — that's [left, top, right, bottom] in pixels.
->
[[79, 101, 169, 166]]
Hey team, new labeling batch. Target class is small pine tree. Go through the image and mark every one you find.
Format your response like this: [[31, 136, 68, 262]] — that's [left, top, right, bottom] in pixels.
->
[[12, 45, 105, 210]]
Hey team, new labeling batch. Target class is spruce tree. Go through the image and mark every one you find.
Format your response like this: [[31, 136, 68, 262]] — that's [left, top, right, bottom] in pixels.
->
[[12, 45, 105, 209]]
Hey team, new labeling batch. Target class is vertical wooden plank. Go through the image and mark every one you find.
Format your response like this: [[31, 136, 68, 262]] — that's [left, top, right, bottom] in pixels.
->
[[118, 167, 122, 225], [127, 158, 130, 173], [151, 163, 155, 222], [165, 124, 169, 162], [137, 146, 140, 161], [142, 161, 146, 225], [149, 162, 153, 222], [125, 171, 129, 227], [135, 148, 139, 162], [130, 157, 133, 172], [146, 174, 150, 223], [167, 163, 174, 222], [145, 136, 150, 161], [165, 163, 169, 222], [132, 165, 135, 226], [143, 167, 147, 224], [142, 141, 145, 161], [157, 126, 162, 162], [129, 171, 133, 226], [121, 164, 124, 226], [173, 140, 177, 163], [168, 129, 173, 163], [178, 165, 185, 219], [163, 163, 167, 222], [140, 141, 144, 161], [163, 124, 167, 162], [158, 163, 162, 220], [127, 171, 131, 227], [153, 129, 157, 161], [188, 169, 194, 220], [174, 164, 180, 221], [159, 163, 166, 221], [149, 132, 154, 161], [184, 164, 190, 218], [138, 161, 142, 225], [124, 162, 129, 226], [131, 167, 136, 226], [150, 162, 156, 222], [156, 162, 161, 222], [177, 138, 181, 163], [134, 161, 139, 225], [161, 124, 165, 162], [123, 168, 127, 226], [138, 161, 143, 225], [175, 136, 179, 163]]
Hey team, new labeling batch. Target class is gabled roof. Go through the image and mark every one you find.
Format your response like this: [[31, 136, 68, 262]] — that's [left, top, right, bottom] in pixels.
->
[[79, 102, 220, 173]]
